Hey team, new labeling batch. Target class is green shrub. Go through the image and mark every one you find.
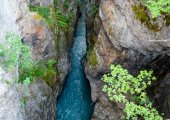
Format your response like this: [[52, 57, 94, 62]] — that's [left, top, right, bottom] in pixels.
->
[[29, 5, 52, 24], [144, 0, 170, 18], [0, 33, 30, 71], [102, 64, 163, 120], [19, 59, 56, 85], [132, 1, 170, 31], [29, 2, 73, 53], [0, 33, 56, 86], [63, 0, 70, 9], [29, 3, 73, 30]]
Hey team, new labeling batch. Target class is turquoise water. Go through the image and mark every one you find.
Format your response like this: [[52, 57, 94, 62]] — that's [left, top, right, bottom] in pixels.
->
[[56, 1, 94, 120]]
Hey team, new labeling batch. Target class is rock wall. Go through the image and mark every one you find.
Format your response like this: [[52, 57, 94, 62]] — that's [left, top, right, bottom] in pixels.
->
[[0, 0, 26, 119], [57, 0, 78, 84], [85, 0, 170, 119], [0, 0, 77, 120]]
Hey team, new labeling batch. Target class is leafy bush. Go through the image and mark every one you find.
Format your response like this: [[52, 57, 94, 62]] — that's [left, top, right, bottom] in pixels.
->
[[0, 33, 56, 85], [29, 2, 73, 30], [102, 64, 163, 120], [29, 5, 52, 25], [19, 59, 56, 86], [145, 0, 170, 18], [0, 33, 31, 71], [63, 0, 71, 9]]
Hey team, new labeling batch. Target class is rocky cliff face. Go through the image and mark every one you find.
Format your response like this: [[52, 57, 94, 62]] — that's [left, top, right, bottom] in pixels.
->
[[0, 0, 77, 120], [85, 0, 170, 119]]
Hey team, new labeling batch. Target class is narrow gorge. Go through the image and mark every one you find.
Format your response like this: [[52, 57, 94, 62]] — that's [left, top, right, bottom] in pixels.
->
[[0, 0, 170, 120], [57, 0, 94, 119]]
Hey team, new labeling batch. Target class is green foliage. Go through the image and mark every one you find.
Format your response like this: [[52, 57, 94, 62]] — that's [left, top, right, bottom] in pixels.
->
[[19, 58, 56, 86], [63, 0, 71, 9], [77, 0, 81, 6], [90, 4, 99, 17], [19, 97, 27, 107], [0, 33, 31, 71], [132, 1, 170, 31], [102, 64, 163, 120], [54, 0, 59, 6], [132, 3, 159, 32], [54, 7, 73, 29], [29, 5, 52, 25], [42, 59, 57, 86], [29, 4, 72, 30], [145, 0, 170, 18], [0, 33, 57, 86], [29, 1, 74, 54]]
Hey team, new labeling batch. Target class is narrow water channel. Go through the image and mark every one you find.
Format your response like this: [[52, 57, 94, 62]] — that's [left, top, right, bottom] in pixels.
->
[[56, 1, 94, 120]]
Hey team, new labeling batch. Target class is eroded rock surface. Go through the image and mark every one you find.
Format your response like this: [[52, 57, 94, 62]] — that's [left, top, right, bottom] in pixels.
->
[[85, 0, 170, 119], [0, 0, 77, 120], [156, 72, 170, 118]]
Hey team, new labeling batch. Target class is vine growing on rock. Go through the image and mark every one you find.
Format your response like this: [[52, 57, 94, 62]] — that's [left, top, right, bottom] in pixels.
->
[[0, 33, 56, 86], [102, 64, 163, 120]]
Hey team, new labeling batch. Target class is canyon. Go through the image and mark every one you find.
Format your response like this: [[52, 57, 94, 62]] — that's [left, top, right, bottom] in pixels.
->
[[0, 0, 169, 120]]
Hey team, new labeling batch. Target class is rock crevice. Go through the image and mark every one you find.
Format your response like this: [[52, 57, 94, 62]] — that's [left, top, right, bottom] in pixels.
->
[[0, 0, 77, 120], [85, 0, 170, 119]]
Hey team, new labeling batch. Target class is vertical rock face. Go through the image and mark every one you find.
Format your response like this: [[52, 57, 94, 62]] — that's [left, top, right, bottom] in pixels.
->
[[85, 0, 170, 119], [156, 71, 170, 118], [57, 0, 78, 84], [0, 0, 77, 120], [0, 0, 25, 119]]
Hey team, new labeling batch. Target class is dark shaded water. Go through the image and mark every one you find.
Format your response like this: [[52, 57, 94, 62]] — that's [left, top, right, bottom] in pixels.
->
[[56, 1, 94, 120]]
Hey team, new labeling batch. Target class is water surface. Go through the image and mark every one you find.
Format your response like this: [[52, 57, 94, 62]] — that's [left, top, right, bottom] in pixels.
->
[[56, 1, 94, 120]]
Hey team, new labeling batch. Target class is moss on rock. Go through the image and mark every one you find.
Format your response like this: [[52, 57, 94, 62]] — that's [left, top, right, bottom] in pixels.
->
[[132, 3, 159, 32], [87, 51, 98, 66], [132, 2, 170, 32]]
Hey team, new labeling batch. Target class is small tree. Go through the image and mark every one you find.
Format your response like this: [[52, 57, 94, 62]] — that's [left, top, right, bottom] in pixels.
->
[[102, 64, 163, 120]]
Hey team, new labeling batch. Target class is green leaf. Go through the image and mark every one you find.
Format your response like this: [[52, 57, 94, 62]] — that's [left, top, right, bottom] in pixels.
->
[[23, 77, 31, 86], [102, 64, 163, 119]]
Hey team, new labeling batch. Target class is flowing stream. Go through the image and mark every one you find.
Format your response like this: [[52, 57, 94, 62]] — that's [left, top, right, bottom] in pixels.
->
[[56, 1, 94, 120]]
